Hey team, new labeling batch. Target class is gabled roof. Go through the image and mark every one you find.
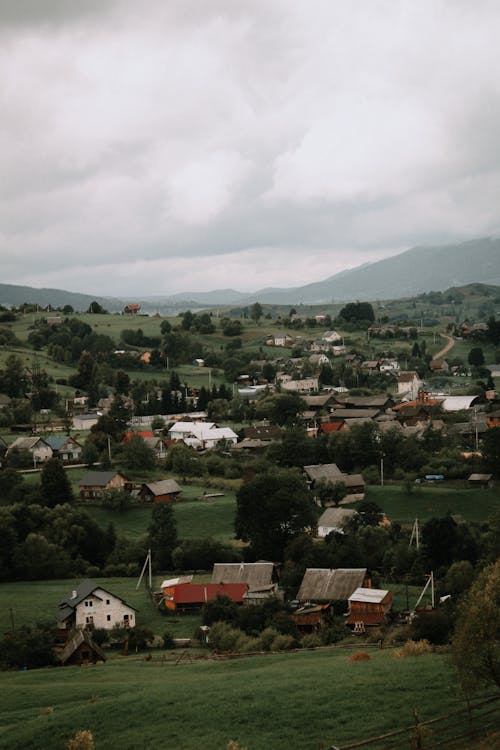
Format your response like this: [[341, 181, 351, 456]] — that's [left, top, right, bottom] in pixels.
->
[[45, 436, 81, 450], [318, 508, 358, 528], [304, 463, 343, 482], [8, 436, 50, 451], [243, 425, 283, 440], [58, 629, 106, 665], [78, 471, 127, 487], [57, 580, 137, 620], [142, 479, 181, 496], [297, 568, 367, 602], [348, 587, 390, 604], [211, 562, 275, 587]]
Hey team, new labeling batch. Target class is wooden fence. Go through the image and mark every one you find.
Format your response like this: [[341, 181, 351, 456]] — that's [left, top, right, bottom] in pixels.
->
[[330, 695, 500, 749]]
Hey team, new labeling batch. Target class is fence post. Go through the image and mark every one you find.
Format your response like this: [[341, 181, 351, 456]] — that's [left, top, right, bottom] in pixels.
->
[[413, 708, 423, 749]]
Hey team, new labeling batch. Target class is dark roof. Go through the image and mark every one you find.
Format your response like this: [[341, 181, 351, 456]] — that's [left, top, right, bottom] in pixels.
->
[[141, 479, 181, 495], [57, 580, 137, 620], [212, 562, 274, 587], [243, 425, 283, 440], [58, 630, 106, 665], [304, 464, 343, 482], [78, 471, 124, 487]]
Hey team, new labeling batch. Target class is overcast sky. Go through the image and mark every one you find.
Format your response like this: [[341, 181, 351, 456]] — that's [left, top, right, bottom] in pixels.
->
[[1, 0, 500, 297]]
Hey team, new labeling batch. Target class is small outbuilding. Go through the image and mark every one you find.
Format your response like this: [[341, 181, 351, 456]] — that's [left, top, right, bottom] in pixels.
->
[[79, 471, 129, 499], [139, 479, 182, 503], [57, 630, 106, 666], [468, 473, 494, 489], [347, 587, 393, 628]]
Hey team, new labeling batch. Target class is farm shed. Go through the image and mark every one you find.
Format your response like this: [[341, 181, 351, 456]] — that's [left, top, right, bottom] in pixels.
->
[[347, 587, 393, 627], [161, 581, 248, 611], [78, 471, 130, 499], [139, 479, 182, 503], [7, 436, 52, 463], [57, 630, 106, 666], [468, 473, 494, 489], [212, 562, 279, 603], [297, 568, 368, 603], [292, 603, 331, 632]]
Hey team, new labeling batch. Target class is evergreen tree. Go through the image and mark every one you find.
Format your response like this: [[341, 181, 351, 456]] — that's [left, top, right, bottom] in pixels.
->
[[40, 458, 74, 507], [148, 504, 178, 571]]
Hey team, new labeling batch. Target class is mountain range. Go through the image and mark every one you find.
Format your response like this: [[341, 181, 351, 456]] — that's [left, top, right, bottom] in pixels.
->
[[1, 237, 499, 311]]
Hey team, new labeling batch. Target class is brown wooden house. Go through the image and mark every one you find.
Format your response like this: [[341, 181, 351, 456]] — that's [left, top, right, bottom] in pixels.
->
[[346, 587, 393, 628], [57, 630, 106, 666], [293, 603, 331, 632], [79, 471, 130, 499], [138, 479, 182, 503]]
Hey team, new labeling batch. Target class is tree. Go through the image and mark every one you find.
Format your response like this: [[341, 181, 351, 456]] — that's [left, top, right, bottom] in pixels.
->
[[235, 469, 316, 560], [316, 479, 347, 508], [452, 559, 500, 693], [468, 347, 485, 367], [121, 435, 155, 470], [87, 301, 107, 314], [250, 302, 263, 324], [481, 427, 500, 474], [255, 392, 306, 426], [148, 504, 178, 571], [40, 458, 74, 507]]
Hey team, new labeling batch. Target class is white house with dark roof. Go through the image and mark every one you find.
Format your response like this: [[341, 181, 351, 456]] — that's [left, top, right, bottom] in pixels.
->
[[56, 580, 137, 630], [7, 436, 52, 464]]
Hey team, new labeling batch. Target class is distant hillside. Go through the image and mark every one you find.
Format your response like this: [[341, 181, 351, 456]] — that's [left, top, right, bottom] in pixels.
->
[[1, 237, 499, 310], [0, 283, 124, 312], [240, 237, 500, 304]]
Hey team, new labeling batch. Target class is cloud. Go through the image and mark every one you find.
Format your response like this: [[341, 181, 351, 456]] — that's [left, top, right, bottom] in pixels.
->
[[1, 1, 500, 296]]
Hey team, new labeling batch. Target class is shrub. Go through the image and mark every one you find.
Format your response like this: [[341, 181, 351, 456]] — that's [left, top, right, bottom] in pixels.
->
[[258, 627, 280, 652], [208, 621, 241, 652], [271, 633, 296, 651], [67, 730, 94, 750], [301, 633, 321, 649], [410, 608, 453, 645], [162, 630, 175, 649], [394, 639, 432, 658]]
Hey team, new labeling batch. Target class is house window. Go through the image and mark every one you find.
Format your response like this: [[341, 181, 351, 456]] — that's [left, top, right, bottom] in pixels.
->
[[106, 599, 110, 605], [107, 614, 111, 621]]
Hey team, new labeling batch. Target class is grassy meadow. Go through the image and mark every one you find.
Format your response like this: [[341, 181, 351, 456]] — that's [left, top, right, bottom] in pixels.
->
[[0, 647, 462, 750]]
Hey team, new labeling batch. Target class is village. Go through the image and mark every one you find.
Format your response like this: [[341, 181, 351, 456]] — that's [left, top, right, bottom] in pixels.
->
[[0, 289, 500, 748]]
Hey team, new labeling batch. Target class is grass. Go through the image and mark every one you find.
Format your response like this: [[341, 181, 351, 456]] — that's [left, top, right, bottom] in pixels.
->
[[0, 647, 463, 750], [0, 577, 203, 637], [362, 485, 500, 524]]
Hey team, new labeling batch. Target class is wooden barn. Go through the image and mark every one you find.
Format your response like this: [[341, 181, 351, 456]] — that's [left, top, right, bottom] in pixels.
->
[[212, 562, 280, 605], [297, 568, 368, 604], [292, 603, 331, 632], [57, 630, 106, 666], [346, 588, 393, 628], [139, 479, 182, 503]]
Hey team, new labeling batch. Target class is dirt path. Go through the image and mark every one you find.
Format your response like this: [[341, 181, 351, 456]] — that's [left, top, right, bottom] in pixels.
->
[[432, 333, 455, 361]]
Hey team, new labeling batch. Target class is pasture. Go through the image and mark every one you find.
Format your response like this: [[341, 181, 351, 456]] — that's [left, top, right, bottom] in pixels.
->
[[0, 646, 461, 750]]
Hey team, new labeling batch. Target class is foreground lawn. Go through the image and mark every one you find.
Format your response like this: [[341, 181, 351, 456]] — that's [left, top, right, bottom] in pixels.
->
[[0, 648, 460, 750]]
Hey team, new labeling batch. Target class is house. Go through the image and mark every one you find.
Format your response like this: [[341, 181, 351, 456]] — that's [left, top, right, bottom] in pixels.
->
[[267, 333, 294, 347], [317, 507, 358, 537], [303, 395, 337, 412], [346, 587, 393, 628], [160, 581, 248, 611], [397, 372, 422, 400], [297, 568, 368, 603], [56, 580, 137, 630], [79, 471, 129, 499], [332, 345, 347, 356], [57, 629, 106, 666], [243, 425, 283, 442], [72, 413, 100, 431], [123, 303, 141, 315], [121, 431, 169, 460], [309, 353, 330, 367], [45, 436, 82, 463], [429, 359, 449, 374], [168, 421, 238, 450], [281, 378, 319, 393], [323, 330, 342, 343], [310, 340, 331, 353], [138, 479, 182, 503], [304, 463, 366, 500], [7, 436, 52, 464]]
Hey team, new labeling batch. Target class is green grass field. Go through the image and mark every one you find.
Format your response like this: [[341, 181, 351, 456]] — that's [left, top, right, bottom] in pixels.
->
[[0, 647, 464, 750], [364, 485, 500, 524]]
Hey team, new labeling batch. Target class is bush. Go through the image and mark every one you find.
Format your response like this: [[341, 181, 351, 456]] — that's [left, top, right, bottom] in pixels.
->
[[301, 633, 321, 649], [162, 630, 175, 649], [393, 639, 432, 658], [410, 608, 453, 645], [320, 620, 349, 645], [257, 627, 280, 652], [271, 633, 296, 651], [208, 622, 242, 652]]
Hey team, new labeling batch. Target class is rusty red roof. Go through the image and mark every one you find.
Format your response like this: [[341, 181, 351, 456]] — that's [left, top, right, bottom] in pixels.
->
[[162, 582, 248, 605]]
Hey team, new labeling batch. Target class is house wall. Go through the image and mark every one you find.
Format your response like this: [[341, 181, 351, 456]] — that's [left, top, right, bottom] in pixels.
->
[[75, 589, 135, 629], [33, 444, 53, 462]]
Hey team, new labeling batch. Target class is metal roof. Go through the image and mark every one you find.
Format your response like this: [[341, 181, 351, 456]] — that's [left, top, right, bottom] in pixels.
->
[[348, 587, 390, 604], [297, 568, 367, 602], [211, 562, 274, 587]]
